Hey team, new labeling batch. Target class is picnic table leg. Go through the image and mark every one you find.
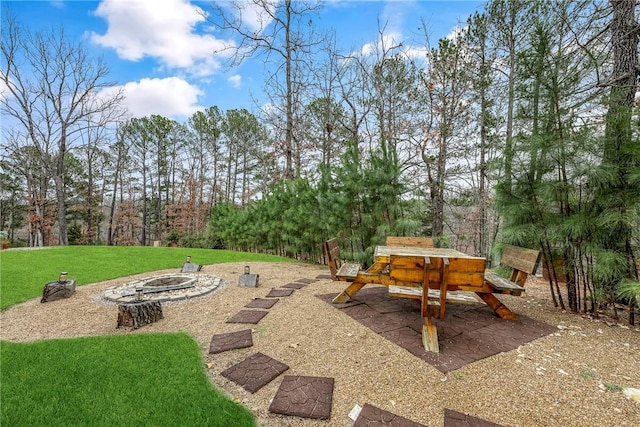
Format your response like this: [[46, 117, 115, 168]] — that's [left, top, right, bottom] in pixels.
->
[[422, 307, 439, 353], [332, 282, 365, 303], [476, 293, 518, 320]]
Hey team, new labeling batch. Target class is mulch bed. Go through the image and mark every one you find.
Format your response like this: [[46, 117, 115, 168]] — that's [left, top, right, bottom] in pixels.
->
[[316, 286, 556, 373], [269, 375, 335, 419]]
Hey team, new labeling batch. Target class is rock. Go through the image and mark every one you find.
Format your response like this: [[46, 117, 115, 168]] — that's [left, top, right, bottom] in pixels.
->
[[623, 387, 640, 402]]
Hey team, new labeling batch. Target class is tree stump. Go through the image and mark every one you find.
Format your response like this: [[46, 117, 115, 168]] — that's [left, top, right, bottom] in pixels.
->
[[41, 280, 76, 303], [117, 301, 163, 329]]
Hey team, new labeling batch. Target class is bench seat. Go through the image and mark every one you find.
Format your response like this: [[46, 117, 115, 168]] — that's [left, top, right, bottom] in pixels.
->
[[484, 271, 525, 295], [482, 245, 541, 297], [336, 263, 360, 280], [324, 238, 361, 282], [388, 285, 480, 304]]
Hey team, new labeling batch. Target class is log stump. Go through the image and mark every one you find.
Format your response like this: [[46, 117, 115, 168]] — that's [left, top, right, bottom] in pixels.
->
[[117, 301, 163, 329], [41, 280, 76, 303]]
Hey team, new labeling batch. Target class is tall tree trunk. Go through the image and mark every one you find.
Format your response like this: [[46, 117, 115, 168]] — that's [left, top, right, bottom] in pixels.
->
[[54, 149, 68, 246], [602, 0, 638, 275]]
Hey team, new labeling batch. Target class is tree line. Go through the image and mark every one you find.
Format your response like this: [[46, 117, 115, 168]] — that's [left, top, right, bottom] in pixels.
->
[[1, 0, 638, 323]]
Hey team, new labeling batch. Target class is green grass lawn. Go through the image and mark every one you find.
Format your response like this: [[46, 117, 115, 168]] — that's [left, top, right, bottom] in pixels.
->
[[1, 333, 256, 426], [0, 246, 300, 426], [0, 246, 295, 310]]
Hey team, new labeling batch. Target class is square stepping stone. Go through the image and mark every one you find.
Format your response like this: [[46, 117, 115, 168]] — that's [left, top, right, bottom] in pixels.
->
[[220, 352, 289, 393], [282, 282, 307, 289], [315, 274, 332, 280], [354, 403, 427, 426], [226, 310, 269, 324], [266, 288, 294, 298], [209, 329, 253, 354], [245, 298, 279, 309], [269, 375, 334, 420], [444, 409, 504, 427], [294, 278, 316, 284]]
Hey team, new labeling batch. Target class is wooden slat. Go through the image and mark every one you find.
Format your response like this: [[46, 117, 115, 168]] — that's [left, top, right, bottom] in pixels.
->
[[324, 238, 360, 281], [388, 286, 479, 304], [389, 255, 427, 283], [484, 271, 525, 294], [336, 263, 360, 279], [437, 258, 450, 318], [501, 245, 541, 275], [433, 257, 487, 289], [386, 236, 434, 248], [476, 293, 518, 320], [422, 313, 439, 352]]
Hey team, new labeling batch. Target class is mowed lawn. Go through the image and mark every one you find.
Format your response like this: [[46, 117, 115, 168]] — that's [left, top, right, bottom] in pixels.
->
[[0, 246, 298, 426], [0, 246, 296, 310]]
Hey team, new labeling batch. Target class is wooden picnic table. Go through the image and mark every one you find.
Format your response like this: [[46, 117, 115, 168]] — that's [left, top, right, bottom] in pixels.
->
[[332, 245, 485, 301], [330, 245, 519, 352]]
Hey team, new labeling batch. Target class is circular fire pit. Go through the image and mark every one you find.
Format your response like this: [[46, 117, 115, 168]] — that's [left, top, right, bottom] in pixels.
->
[[102, 273, 221, 303]]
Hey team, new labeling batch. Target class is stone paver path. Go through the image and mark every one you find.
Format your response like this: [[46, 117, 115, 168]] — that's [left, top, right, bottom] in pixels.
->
[[226, 309, 269, 324], [354, 403, 427, 426], [209, 329, 253, 354], [269, 375, 334, 420], [220, 352, 289, 393]]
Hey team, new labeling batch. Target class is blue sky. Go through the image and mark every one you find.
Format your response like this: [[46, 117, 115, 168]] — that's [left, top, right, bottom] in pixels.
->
[[3, 0, 485, 121]]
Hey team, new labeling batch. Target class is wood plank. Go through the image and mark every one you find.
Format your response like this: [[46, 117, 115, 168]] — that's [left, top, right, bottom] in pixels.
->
[[501, 245, 541, 275], [375, 246, 473, 259], [388, 286, 479, 304], [422, 314, 439, 353], [389, 255, 427, 283], [386, 236, 434, 248], [475, 293, 518, 320], [438, 258, 449, 318], [332, 282, 365, 303], [336, 263, 360, 279], [484, 271, 525, 293]]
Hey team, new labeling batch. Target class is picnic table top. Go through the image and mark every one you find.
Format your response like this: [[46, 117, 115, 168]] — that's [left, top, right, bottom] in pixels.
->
[[373, 245, 484, 260]]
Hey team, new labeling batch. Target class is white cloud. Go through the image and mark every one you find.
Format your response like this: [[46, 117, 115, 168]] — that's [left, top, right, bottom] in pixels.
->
[[228, 74, 242, 88], [360, 31, 404, 57], [102, 77, 203, 119], [227, 1, 275, 34], [90, 0, 233, 76]]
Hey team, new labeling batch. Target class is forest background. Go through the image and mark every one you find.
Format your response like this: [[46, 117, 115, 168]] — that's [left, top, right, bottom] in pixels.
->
[[1, 0, 639, 324]]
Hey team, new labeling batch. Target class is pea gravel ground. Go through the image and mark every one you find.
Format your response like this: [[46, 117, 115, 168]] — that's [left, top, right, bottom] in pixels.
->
[[1, 261, 639, 426]]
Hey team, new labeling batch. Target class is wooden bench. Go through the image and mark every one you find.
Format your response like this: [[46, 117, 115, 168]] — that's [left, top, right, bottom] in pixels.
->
[[483, 245, 541, 297], [385, 236, 434, 248], [323, 238, 361, 281]]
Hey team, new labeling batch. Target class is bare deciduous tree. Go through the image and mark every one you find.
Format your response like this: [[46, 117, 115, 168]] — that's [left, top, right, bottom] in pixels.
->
[[1, 14, 123, 245], [205, 0, 324, 179]]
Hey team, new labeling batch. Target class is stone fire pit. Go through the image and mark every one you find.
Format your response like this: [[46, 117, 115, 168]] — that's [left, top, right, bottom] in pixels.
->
[[102, 273, 221, 303]]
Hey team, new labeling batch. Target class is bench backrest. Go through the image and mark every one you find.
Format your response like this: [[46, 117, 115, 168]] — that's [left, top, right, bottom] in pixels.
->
[[386, 236, 434, 248], [323, 238, 341, 279], [500, 245, 542, 286]]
